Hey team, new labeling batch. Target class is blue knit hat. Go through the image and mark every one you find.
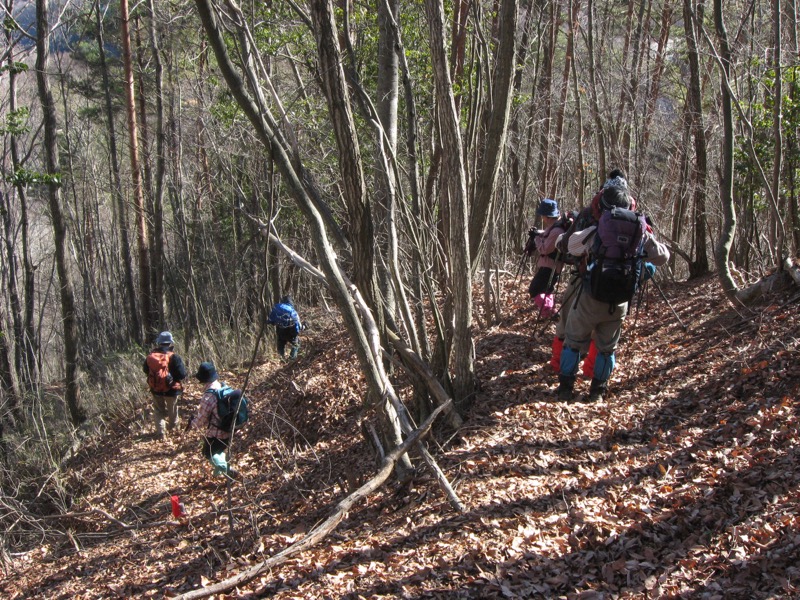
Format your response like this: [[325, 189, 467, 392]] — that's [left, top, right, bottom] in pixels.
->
[[536, 198, 559, 218]]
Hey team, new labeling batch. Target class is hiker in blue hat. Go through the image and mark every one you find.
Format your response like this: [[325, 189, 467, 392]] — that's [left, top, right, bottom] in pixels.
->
[[527, 198, 567, 317], [142, 331, 187, 440]]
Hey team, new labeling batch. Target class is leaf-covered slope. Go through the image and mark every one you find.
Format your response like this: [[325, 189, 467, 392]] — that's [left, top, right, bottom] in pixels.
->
[[4, 274, 800, 599]]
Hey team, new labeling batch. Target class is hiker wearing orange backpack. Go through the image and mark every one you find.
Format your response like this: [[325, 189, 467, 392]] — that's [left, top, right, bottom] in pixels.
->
[[143, 331, 187, 440]]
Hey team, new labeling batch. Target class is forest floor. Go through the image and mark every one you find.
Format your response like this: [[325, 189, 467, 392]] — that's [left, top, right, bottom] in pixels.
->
[[3, 271, 800, 599]]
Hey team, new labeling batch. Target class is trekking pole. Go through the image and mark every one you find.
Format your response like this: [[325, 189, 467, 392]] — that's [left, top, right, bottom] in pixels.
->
[[650, 276, 687, 331], [633, 278, 648, 328], [514, 251, 529, 287], [515, 227, 541, 287]]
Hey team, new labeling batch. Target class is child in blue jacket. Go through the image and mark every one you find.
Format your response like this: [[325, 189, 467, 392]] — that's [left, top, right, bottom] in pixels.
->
[[267, 295, 303, 359]]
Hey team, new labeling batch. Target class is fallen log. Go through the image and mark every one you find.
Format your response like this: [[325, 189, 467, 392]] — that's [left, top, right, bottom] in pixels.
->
[[735, 258, 800, 305]]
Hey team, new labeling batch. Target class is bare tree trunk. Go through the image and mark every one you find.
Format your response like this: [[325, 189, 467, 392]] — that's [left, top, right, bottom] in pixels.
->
[[548, 0, 577, 197], [609, 0, 636, 168], [133, 13, 160, 326], [165, 49, 200, 341], [790, 0, 800, 256], [570, 9, 586, 196], [95, 1, 140, 342], [393, 10, 430, 360], [514, 96, 537, 244], [0, 193, 19, 418], [363, 0, 424, 381], [194, 48, 215, 207], [309, 0, 381, 321], [683, 0, 710, 277], [640, 0, 674, 159], [146, 0, 167, 326], [537, 0, 557, 196], [508, 5, 539, 240], [35, 0, 85, 426], [309, 0, 407, 462], [618, 0, 647, 165], [586, 0, 606, 177], [771, 0, 786, 267], [134, 15, 154, 213], [120, 0, 152, 342], [468, 0, 519, 270], [376, 0, 399, 323], [3, 17, 35, 397], [425, 0, 474, 409], [671, 105, 691, 273], [713, 0, 738, 301], [0, 289, 17, 423], [450, 0, 470, 106]]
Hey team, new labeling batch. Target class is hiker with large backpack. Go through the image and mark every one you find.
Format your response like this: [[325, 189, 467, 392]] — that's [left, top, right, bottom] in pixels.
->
[[556, 182, 669, 402], [267, 295, 303, 359], [142, 331, 187, 440], [527, 198, 568, 318], [188, 361, 248, 480], [547, 170, 631, 374]]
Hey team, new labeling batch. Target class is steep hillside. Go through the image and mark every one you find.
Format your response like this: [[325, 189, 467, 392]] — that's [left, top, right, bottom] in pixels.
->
[[4, 273, 800, 599]]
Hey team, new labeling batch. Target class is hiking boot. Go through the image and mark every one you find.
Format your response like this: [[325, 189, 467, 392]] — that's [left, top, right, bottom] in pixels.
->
[[556, 375, 575, 402], [557, 387, 574, 402], [586, 378, 607, 402]]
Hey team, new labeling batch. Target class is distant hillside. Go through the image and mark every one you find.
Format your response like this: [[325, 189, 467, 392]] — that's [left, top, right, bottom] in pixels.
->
[[7, 1, 82, 52]]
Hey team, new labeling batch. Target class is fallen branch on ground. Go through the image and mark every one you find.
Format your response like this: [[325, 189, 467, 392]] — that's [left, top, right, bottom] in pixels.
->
[[173, 400, 452, 600]]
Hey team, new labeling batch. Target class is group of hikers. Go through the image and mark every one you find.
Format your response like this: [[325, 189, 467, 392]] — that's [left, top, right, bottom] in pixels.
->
[[523, 168, 670, 402], [142, 168, 667, 478], [142, 296, 303, 479]]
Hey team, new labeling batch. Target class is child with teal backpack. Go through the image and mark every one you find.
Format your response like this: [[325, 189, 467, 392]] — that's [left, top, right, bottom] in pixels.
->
[[188, 361, 246, 480]]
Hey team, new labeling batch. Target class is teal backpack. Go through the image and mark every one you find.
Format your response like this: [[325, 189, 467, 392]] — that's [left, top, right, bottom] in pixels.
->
[[211, 385, 249, 431]]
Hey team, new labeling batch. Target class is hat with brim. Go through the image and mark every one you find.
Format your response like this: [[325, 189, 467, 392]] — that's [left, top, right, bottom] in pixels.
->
[[195, 361, 218, 383], [536, 198, 560, 218], [156, 331, 174, 347]]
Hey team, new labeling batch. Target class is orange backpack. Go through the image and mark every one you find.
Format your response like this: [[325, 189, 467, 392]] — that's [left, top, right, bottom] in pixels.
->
[[146, 351, 181, 393]]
